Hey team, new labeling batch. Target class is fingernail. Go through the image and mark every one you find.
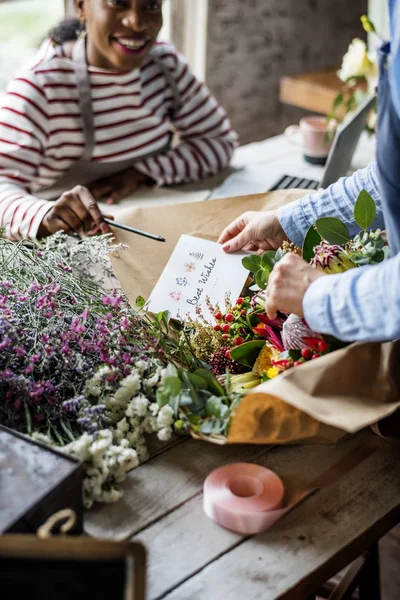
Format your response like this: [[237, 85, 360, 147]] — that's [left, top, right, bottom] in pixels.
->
[[106, 198, 114, 205], [100, 223, 110, 233], [222, 243, 230, 252]]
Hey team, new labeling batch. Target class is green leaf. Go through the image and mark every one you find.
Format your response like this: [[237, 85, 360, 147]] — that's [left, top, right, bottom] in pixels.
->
[[200, 419, 222, 435], [135, 295, 146, 308], [162, 310, 171, 330], [274, 248, 284, 262], [255, 269, 270, 290], [229, 340, 265, 368], [187, 372, 208, 390], [353, 190, 376, 230], [205, 396, 229, 419], [333, 91, 344, 111], [302, 226, 322, 262], [288, 349, 301, 361], [315, 217, 350, 246], [242, 254, 261, 273], [163, 377, 182, 397], [260, 251, 275, 270], [194, 368, 225, 396], [156, 389, 169, 408]]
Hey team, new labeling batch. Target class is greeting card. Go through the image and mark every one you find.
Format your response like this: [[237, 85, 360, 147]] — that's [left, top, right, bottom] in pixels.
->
[[147, 235, 249, 322]]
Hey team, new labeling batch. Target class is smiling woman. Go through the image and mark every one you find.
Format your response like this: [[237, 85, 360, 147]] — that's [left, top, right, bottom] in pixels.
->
[[0, 0, 237, 240]]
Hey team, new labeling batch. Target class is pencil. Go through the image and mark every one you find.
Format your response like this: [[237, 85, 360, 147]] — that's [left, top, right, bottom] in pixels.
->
[[103, 218, 166, 242]]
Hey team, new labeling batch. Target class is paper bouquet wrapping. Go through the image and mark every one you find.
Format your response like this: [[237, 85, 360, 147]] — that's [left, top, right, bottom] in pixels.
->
[[109, 191, 400, 445]]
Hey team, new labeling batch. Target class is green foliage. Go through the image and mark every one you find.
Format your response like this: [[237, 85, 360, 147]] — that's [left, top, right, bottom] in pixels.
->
[[354, 190, 376, 230], [315, 218, 350, 246], [302, 226, 322, 262], [242, 255, 262, 272], [229, 340, 266, 368], [135, 295, 146, 308], [242, 249, 281, 290]]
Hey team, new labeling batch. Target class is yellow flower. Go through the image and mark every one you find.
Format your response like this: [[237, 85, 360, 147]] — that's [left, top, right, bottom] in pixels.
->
[[252, 344, 281, 377], [266, 367, 279, 379]]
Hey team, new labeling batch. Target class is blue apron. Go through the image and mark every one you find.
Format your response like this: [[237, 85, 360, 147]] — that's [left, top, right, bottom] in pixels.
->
[[377, 42, 400, 255]]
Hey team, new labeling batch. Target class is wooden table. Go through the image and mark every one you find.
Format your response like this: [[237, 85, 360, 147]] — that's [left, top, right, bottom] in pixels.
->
[[90, 134, 397, 600], [85, 433, 400, 599]]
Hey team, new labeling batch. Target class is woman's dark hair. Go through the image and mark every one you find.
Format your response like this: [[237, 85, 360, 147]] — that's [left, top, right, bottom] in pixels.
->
[[48, 18, 81, 44]]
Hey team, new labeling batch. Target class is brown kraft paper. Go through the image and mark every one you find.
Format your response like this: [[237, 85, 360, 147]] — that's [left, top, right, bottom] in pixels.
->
[[109, 191, 400, 444]]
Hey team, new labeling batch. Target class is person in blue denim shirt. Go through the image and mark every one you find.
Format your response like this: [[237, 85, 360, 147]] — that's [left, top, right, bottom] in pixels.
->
[[219, 1, 400, 344]]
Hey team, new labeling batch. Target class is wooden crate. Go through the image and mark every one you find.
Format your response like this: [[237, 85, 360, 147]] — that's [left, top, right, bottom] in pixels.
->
[[0, 425, 84, 534]]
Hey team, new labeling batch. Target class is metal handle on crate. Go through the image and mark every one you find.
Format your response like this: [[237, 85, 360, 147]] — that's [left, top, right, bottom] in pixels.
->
[[37, 509, 77, 538]]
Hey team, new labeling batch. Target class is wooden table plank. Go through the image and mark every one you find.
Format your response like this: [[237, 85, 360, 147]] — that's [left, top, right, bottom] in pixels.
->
[[150, 435, 400, 600], [85, 438, 271, 540], [134, 435, 370, 599]]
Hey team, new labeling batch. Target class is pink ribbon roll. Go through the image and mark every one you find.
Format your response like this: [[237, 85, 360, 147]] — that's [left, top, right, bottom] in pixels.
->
[[203, 463, 285, 534], [204, 436, 385, 535]]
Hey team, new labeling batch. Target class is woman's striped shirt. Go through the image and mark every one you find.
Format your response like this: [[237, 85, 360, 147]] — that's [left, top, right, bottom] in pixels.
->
[[0, 39, 238, 240]]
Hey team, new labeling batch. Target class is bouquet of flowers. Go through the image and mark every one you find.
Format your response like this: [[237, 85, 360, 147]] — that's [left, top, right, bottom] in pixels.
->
[[153, 189, 388, 441], [0, 233, 181, 507]]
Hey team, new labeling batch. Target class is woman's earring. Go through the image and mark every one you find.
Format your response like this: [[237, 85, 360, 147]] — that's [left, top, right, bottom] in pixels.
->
[[76, 16, 87, 40]]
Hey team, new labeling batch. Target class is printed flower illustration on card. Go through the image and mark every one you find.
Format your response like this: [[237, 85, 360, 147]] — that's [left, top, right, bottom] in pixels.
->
[[176, 277, 189, 287], [189, 252, 204, 261], [184, 262, 196, 272], [169, 291, 182, 302]]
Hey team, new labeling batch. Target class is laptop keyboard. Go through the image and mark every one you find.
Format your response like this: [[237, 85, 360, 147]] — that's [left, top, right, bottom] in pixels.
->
[[269, 174, 320, 191]]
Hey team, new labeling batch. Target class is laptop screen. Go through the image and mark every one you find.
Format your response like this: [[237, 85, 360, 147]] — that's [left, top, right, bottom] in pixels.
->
[[320, 95, 375, 188]]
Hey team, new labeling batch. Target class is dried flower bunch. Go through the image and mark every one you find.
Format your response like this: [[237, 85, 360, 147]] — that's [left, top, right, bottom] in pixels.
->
[[0, 233, 177, 507]]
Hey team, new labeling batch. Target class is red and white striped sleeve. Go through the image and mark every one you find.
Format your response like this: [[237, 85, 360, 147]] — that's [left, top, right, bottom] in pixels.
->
[[135, 45, 239, 185], [0, 71, 53, 241]]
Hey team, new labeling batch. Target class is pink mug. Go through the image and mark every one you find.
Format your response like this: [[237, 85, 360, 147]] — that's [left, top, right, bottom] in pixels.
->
[[285, 116, 337, 165]]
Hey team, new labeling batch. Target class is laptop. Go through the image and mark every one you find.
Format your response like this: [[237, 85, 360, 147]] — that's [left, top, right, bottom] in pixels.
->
[[208, 95, 375, 199]]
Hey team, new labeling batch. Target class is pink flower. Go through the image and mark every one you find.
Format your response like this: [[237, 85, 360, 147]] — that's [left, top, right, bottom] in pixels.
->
[[120, 316, 130, 330], [102, 295, 123, 307], [71, 316, 86, 334]]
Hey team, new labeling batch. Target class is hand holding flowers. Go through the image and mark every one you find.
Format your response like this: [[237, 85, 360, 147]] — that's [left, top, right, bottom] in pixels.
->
[[265, 253, 325, 319]]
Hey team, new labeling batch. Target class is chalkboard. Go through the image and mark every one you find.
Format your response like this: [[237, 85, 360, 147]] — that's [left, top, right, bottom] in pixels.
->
[[0, 537, 146, 600], [1, 558, 126, 600]]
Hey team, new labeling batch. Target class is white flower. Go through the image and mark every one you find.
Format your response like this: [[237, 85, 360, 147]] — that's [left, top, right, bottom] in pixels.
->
[[143, 371, 161, 390], [157, 405, 174, 429], [31, 432, 53, 446], [150, 403, 159, 416], [63, 433, 93, 461], [100, 488, 124, 504], [89, 429, 113, 458], [117, 417, 130, 433], [135, 359, 150, 373], [114, 371, 141, 406], [126, 394, 149, 418], [157, 427, 173, 442], [338, 39, 378, 86]]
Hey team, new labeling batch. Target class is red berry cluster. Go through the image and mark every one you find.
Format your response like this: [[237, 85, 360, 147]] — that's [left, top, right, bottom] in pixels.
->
[[293, 339, 330, 367], [213, 298, 250, 347]]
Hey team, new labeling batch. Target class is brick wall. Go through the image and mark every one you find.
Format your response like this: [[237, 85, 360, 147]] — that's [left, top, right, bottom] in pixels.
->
[[206, 0, 368, 143]]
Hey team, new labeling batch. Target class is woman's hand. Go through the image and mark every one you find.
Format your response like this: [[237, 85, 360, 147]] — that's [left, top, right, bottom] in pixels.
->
[[218, 210, 287, 253], [265, 253, 325, 319], [88, 166, 154, 204], [37, 185, 111, 238]]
